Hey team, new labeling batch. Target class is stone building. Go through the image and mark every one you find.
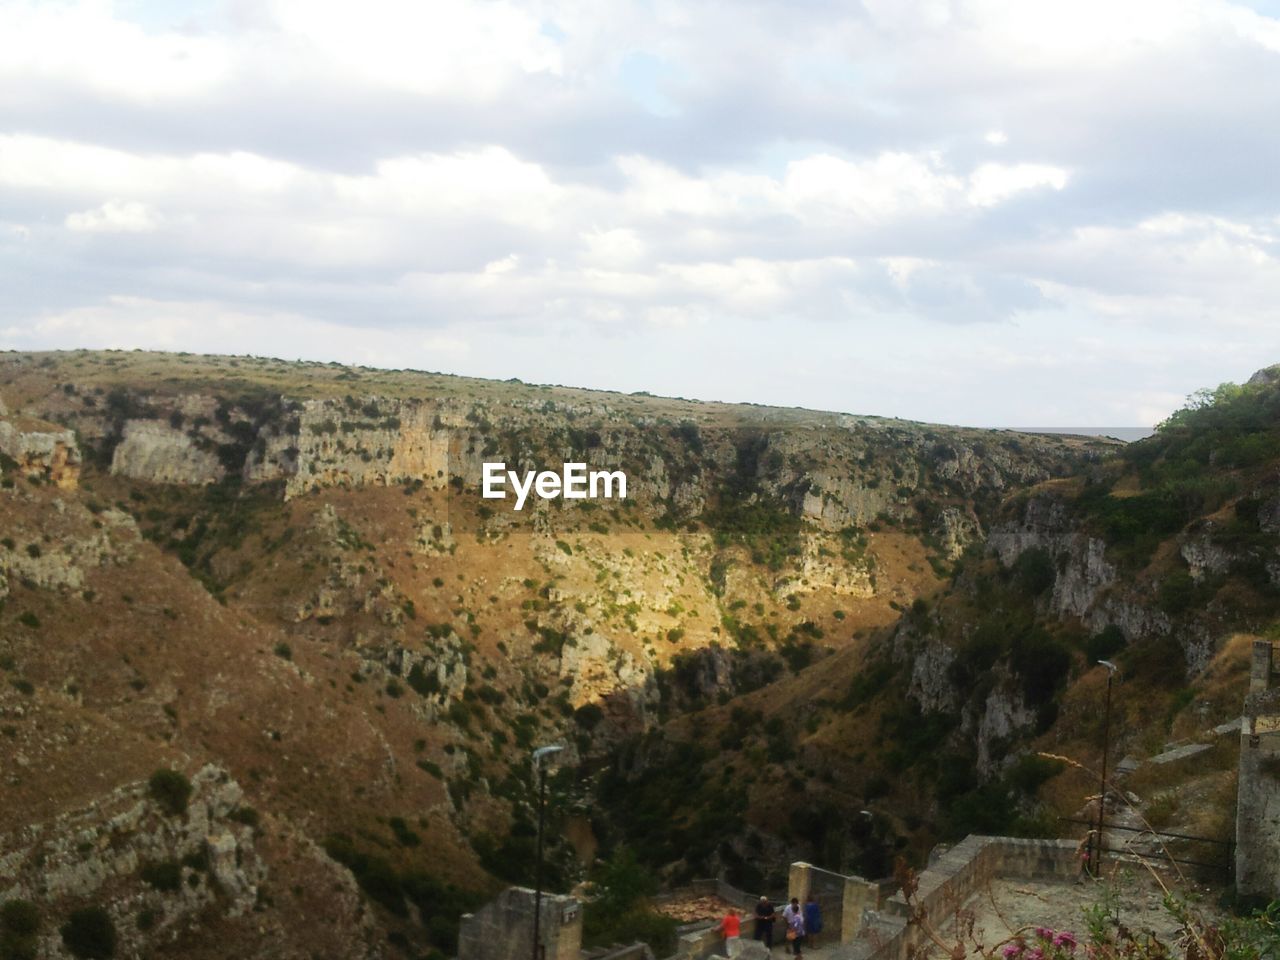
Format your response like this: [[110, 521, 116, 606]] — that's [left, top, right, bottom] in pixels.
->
[[457, 886, 582, 960], [1237, 639, 1280, 898]]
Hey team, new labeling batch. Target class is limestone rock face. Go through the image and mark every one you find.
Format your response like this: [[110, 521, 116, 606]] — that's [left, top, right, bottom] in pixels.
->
[[988, 493, 1226, 672], [0, 418, 81, 488], [110, 419, 225, 484], [284, 398, 451, 499], [0, 765, 267, 955], [973, 680, 1036, 774], [0, 506, 136, 592], [908, 639, 959, 715], [1180, 533, 1232, 582], [790, 532, 876, 599]]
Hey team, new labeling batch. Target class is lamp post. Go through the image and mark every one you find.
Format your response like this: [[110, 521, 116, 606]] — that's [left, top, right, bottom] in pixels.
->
[[531, 744, 564, 960], [1091, 661, 1118, 877]]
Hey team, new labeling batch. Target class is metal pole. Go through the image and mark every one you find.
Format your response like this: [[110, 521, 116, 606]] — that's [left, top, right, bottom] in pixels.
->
[[533, 761, 546, 960], [529, 744, 561, 960], [1093, 661, 1117, 877]]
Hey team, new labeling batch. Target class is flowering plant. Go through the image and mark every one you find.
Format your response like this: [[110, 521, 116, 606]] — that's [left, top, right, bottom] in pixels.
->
[[1001, 926, 1080, 960]]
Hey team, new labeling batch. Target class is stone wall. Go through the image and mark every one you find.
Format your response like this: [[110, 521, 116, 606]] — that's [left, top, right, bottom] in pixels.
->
[[788, 861, 881, 944], [458, 886, 582, 960], [585, 944, 654, 960], [830, 836, 1078, 960], [1237, 640, 1280, 898], [668, 921, 722, 960]]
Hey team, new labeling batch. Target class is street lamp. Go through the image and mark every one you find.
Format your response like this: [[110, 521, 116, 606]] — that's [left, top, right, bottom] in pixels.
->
[[531, 744, 564, 960], [1090, 661, 1119, 877]]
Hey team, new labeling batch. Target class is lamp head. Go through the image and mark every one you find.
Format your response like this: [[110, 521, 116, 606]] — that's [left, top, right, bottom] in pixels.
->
[[532, 744, 565, 766], [1098, 660, 1119, 675]]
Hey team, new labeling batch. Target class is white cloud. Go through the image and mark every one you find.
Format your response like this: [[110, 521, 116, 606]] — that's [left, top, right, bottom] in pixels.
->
[[0, 1, 230, 102], [65, 200, 160, 233], [966, 163, 1067, 207], [1, 0, 1279, 424]]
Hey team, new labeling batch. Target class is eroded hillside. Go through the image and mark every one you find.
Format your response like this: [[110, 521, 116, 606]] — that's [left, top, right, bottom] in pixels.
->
[[0, 348, 1192, 958]]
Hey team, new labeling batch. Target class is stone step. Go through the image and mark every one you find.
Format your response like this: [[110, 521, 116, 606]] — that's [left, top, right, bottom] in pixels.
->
[[1150, 742, 1212, 765]]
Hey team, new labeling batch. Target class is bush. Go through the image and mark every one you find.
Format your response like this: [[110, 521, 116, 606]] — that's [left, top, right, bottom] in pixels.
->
[[1086, 625, 1126, 663], [140, 861, 182, 892], [148, 769, 192, 817], [0, 901, 39, 937], [582, 848, 677, 956], [389, 816, 421, 848], [60, 907, 116, 959], [228, 806, 260, 828], [407, 663, 440, 696], [1, 898, 40, 960], [574, 703, 605, 731], [323, 834, 407, 916], [1012, 547, 1056, 596]]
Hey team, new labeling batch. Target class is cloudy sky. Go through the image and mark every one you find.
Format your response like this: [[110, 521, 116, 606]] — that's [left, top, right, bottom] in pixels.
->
[[2, 0, 1279, 426]]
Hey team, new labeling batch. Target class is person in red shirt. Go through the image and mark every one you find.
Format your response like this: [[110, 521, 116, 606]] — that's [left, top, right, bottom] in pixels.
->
[[719, 908, 744, 957]]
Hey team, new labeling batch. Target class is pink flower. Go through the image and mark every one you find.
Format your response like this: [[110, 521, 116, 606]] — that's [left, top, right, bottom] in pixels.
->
[[1026, 948, 1044, 960], [1003, 943, 1024, 959], [1036, 928, 1054, 941], [1053, 932, 1077, 951]]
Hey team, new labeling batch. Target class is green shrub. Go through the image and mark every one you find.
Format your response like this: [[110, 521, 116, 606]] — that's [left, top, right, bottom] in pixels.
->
[[1086, 625, 1126, 663], [407, 663, 440, 696], [148, 769, 192, 817], [228, 806, 260, 828], [323, 834, 407, 916], [140, 861, 182, 892], [1145, 791, 1180, 829], [1, 898, 40, 960], [1012, 547, 1056, 596], [574, 703, 605, 731], [389, 816, 421, 847], [417, 759, 443, 778], [582, 848, 678, 956], [16, 613, 38, 629], [273, 642, 292, 660], [60, 907, 116, 959], [0, 901, 39, 937]]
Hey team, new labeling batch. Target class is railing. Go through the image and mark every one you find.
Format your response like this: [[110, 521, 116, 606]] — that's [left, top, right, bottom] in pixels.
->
[[1059, 817, 1235, 876]]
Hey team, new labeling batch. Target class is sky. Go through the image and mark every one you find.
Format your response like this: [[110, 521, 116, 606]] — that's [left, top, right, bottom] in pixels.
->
[[2, 0, 1279, 427]]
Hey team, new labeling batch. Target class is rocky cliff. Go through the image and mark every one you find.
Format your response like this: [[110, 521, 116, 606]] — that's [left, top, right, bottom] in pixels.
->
[[3, 349, 1194, 954], [0, 411, 80, 489]]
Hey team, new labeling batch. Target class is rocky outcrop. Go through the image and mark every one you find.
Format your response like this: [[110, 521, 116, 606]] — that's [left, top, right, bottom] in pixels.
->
[[0, 504, 137, 592], [989, 493, 1227, 672], [110, 419, 224, 485], [971, 678, 1037, 774], [0, 417, 80, 488], [908, 638, 959, 714], [270, 398, 452, 499], [1181, 532, 1233, 582], [0, 765, 265, 953]]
